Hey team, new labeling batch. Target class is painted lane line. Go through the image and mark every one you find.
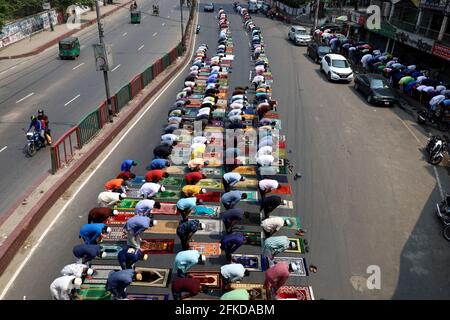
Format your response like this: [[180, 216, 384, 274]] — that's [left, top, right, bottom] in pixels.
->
[[111, 64, 121, 72], [0, 0, 201, 299], [249, 71, 252, 81], [138, 45, 145, 51], [15, 92, 34, 104], [0, 146, 7, 153], [72, 62, 85, 70], [152, 32, 158, 37], [122, 32, 128, 36], [64, 94, 81, 106]]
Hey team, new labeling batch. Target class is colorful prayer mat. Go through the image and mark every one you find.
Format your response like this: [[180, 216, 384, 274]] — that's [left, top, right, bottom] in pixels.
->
[[196, 178, 224, 189], [229, 283, 268, 300], [99, 245, 123, 259], [151, 202, 178, 215], [234, 178, 258, 189], [132, 267, 171, 287], [187, 271, 222, 289], [240, 191, 259, 202], [114, 199, 139, 210], [272, 257, 308, 277], [232, 166, 257, 175], [153, 190, 181, 201], [270, 185, 292, 195], [231, 254, 266, 271], [196, 191, 221, 203], [275, 286, 315, 300], [278, 200, 294, 209], [285, 238, 304, 253], [102, 226, 126, 242], [141, 239, 174, 254], [129, 176, 146, 187], [239, 212, 262, 225], [124, 188, 142, 199], [76, 284, 111, 300], [164, 166, 186, 175], [84, 265, 121, 284], [146, 220, 178, 234], [201, 167, 224, 176], [105, 213, 134, 225], [189, 242, 221, 257], [160, 177, 185, 188], [195, 219, 222, 235], [128, 294, 170, 300], [238, 231, 263, 246], [191, 205, 220, 218]]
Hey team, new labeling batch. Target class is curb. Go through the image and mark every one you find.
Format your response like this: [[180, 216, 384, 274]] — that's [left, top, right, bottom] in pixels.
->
[[0, 7, 196, 276], [0, 1, 132, 61]]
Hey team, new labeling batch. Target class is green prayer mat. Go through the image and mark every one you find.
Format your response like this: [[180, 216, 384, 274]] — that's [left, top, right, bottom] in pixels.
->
[[114, 199, 139, 210], [160, 177, 185, 188], [153, 190, 181, 201], [76, 285, 111, 300], [196, 179, 224, 189]]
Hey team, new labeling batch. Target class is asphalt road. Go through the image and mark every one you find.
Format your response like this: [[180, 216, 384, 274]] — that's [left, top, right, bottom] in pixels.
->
[[0, 0, 189, 214], [2, 1, 450, 300]]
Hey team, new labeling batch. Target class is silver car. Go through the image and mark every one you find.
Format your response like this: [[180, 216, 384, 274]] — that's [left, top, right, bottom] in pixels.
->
[[288, 26, 312, 46]]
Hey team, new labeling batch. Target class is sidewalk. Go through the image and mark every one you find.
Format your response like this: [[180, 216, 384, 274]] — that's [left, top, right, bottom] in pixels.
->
[[0, 0, 131, 60]]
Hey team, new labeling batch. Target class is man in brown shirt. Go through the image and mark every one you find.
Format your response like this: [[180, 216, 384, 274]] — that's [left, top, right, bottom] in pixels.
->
[[88, 207, 119, 224]]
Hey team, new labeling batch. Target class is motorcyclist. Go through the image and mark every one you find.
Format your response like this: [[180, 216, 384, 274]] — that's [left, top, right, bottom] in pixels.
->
[[37, 109, 51, 145], [27, 115, 46, 147]]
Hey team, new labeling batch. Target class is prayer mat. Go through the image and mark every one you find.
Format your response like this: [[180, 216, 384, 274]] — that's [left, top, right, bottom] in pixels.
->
[[270, 185, 292, 195], [102, 226, 126, 241], [278, 148, 286, 158], [195, 219, 222, 235], [240, 191, 258, 202], [153, 190, 181, 202], [132, 267, 171, 287], [114, 199, 139, 210], [196, 191, 221, 203], [242, 114, 256, 120], [201, 167, 224, 176], [276, 286, 314, 300], [84, 265, 121, 284], [259, 174, 288, 183], [99, 245, 123, 259], [105, 213, 134, 225], [212, 109, 226, 118], [128, 294, 169, 300], [151, 202, 178, 215], [196, 178, 224, 189], [278, 200, 294, 209], [141, 239, 174, 254], [285, 238, 304, 253], [279, 140, 286, 149], [204, 152, 224, 162], [239, 212, 261, 225], [238, 231, 263, 246], [160, 177, 185, 188], [234, 178, 258, 189], [189, 242, 221, 257], [263, 112, 279, 119], [204, 127, 224, 133], [129, 176, 146, 187], [187, 271, 222, 289], [216, 100, 228, 109], [232, 166, 257, 175], [164, 166, 187, 175], [273, 257, 308, 277], [192, 205, 220, 218], [231, 254, 266, 271], [177, 135, 193, 144], [125, 188, 142, 199], [146, 220, 178, 234], [258, 166, 286, 176], [171, 155, 191, 165], [229, 283, 268, 300], [76, 285, 111, 300]]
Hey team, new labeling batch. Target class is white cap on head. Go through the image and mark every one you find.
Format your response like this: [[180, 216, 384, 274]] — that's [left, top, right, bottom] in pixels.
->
[[106, 227, 112, 234], [152, 220, 158, 226], [290, 263, 298, 272], [101, 251, 107, 258], [87, 268, 94, 276], [143, 254, 149, 261], [241, 176, 246, 181], [113, 210, 119, 216], [200, 223, 206, 230], [74, 277, 82, 288], [160, 186, 166, 192], [200, 255, 206, 263], [201, 188, 207, 194], [120, 193, 127, 199]]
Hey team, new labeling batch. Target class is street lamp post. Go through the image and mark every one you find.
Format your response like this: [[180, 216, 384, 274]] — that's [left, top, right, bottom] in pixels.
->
[[313, 0, 320, 31], [95, 0, 113, 123]]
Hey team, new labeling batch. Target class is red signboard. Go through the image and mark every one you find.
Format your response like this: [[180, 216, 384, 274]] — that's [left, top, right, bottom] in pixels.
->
[[432, 43, 450, 61]]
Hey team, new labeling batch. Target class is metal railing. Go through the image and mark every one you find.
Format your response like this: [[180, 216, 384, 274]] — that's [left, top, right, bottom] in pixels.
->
[[50, 126, 80, 173]]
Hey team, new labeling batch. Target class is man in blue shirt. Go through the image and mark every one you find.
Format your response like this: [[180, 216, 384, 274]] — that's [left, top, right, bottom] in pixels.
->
[[135, 199, 161, 216], [27, 115, 46, 146], [72, 244, 106, 264], [222, 172, 246, 192], [177, 220, 205, 250], [176, 197, 202, 221], [146, 158, 171, 170], [221, 233, 246, 262], [173, 250, 205, 277], [123, 215, 157, 249], [221, 191, 248, 210], [221, 208, 249, 234], [79, 223, 111, 245], [106, 269, 136, 300], [118, 247, 148, 270], [120, 160, 138, 172]]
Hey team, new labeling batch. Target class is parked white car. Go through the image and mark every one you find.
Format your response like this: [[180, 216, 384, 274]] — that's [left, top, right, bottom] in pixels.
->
[[288, 26, 312, 46], [320, 54, 354, 83]]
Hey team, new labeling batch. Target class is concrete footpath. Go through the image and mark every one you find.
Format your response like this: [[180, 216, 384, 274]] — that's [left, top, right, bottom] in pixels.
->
[[0, 3, 197, 277], [0, 0, 132, 60]]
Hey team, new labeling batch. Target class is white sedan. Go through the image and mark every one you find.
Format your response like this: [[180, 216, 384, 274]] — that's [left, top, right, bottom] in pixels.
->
[[320, 53, 354, 83]]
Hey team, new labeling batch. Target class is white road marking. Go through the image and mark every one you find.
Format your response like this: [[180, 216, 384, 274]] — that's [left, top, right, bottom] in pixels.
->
[[0, 146, 7, 153], [162, 22, 165, 26], [72, 62, 85, 70], [64, 94, 81, 106], [152, 32, 158, 37], [138, 44, 145, 51], [0, 0, 201, 299], [122, 32, 128, 36], [15, 92, 34, 104], [111, 64, 121, 72], [249, 71, 252, 81]]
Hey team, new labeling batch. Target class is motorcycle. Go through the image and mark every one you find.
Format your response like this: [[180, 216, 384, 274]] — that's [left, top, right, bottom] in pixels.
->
[[435, 194, 450, 241], [24, 130, 45, 157], [417, 108, 450, 132], [196, 25, 200, 34], [425, 135, 448, 165]]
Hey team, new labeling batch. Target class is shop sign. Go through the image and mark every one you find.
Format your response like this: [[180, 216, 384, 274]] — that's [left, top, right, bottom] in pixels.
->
[[432, 43, 450, 61]]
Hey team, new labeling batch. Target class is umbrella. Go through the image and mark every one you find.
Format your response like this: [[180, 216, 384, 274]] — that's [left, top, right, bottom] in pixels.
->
[[336, 15, 348, 22]]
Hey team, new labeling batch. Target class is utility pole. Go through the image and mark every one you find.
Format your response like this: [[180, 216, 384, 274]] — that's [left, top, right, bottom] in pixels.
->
[[180, 0, 185, 47], [313, 0, 320, 31], [95, 0, 113, 123], [46, 1, 54, 31]]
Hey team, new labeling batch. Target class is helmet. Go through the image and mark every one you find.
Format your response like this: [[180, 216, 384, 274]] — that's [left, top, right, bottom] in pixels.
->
[[37, 109, 44, 116], [30, 115, 36, 121]]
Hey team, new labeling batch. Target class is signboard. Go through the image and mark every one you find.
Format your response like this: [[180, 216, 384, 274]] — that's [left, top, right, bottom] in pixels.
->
[[394, 30, 434, 53], [43, 2, 51, 10], [93, 43, 113, 71], [420, 0, 450, 13], [432, 43, 450, 61]]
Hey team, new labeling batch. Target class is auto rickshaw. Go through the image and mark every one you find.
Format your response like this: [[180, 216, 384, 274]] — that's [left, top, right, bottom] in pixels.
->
[[131, 10, 141, 24], [58, 37, 80, 60]]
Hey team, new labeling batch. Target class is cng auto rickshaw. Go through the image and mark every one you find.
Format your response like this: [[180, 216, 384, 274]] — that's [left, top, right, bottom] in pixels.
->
[[130, 10, 141, 23], [58, 37, 80, 60]]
